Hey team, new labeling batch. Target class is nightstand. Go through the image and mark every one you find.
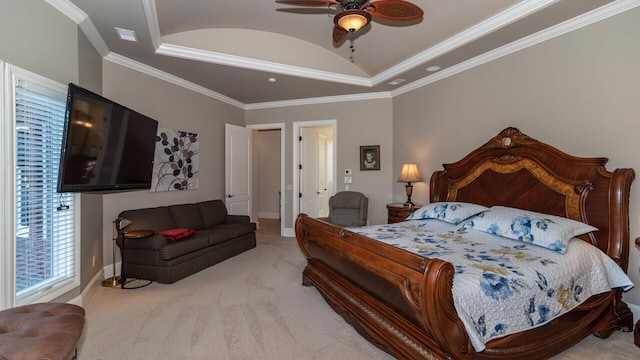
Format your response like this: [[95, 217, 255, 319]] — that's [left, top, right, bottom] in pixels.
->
[[386, 203, 421, 224]]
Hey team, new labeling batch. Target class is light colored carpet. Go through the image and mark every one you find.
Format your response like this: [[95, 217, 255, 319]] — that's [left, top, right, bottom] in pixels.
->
[[78, 219, 640, 359]]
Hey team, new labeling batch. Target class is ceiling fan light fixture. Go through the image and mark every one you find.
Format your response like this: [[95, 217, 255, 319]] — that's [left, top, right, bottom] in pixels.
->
[[334, 9, 371, 32]]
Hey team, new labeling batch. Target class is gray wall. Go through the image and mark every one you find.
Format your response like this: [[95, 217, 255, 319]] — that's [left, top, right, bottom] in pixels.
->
[[100, 61, 246, 266], [77, 27, 105, 297], [0, 0, 77, 85], [0, 0, 101, 303], [246, 98, 394, 227], [392, 7, 640, 313]]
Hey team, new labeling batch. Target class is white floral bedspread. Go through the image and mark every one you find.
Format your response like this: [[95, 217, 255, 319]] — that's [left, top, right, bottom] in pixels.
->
[[347, 219, 633, 352]]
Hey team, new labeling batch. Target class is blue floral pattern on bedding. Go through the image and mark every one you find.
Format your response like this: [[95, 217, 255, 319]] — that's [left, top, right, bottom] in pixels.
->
[[347, 219, 633, 352], [406, 202, 488, 224], [463, 206, 598, 254]]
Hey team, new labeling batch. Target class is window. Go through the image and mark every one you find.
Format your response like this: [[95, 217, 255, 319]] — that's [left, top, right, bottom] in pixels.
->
[[1, 63, 79, 308]]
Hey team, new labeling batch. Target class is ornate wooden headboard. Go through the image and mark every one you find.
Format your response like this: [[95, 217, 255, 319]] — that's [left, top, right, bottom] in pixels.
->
[[430, 127, 635, 270]]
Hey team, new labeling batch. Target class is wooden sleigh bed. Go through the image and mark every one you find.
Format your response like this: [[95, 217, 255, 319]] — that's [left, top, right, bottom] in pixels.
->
[[295, 128, 635, 360]]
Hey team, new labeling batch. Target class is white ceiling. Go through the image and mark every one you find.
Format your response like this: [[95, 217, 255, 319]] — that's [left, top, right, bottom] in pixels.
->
[[56, 0, 621, 107]]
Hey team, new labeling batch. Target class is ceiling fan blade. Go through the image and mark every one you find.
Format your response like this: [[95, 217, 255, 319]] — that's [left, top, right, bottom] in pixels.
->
[[367, 0, 424, 21], [332, 26, 348, 43], [275, 0, 339, 7]]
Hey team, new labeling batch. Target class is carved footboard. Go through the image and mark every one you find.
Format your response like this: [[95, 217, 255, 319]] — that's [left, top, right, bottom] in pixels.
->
[[295, 214, 630, 360], [295, 214, 470, 359]]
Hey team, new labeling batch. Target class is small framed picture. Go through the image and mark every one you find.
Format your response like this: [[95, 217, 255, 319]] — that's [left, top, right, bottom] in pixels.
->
[[360, 145, 380, 171]]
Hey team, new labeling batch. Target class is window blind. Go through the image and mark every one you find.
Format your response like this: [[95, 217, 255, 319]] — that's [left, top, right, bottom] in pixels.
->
[[14, 79, 76, 300]]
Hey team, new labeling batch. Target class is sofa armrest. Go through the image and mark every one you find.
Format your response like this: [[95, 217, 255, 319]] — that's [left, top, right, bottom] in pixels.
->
[[119, 234, 168, 250], [226, 215, 250, 223]]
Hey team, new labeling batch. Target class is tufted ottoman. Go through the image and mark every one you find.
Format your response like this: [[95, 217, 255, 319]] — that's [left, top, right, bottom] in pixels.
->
[[0, 303, 85, 360]]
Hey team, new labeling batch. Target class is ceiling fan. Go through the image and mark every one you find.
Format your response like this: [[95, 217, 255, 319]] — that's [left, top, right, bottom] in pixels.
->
[[275, 0, 424, 43]]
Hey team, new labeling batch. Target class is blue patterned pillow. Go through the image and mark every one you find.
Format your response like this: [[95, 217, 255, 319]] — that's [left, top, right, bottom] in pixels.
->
[[463, 206, 598, 254], [406, 202, 488, 224]]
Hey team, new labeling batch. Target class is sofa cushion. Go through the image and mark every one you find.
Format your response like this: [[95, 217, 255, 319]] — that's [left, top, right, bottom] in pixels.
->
[[197, 200, 228, 228], [168, 204, 204, 230], [120, 207, 177, 232], [214, 222, 257, 238], [122, 234, 168, 251], [158, 228, 196, 242], [198, 228, 237, 245], [159, 235, 210, 260]]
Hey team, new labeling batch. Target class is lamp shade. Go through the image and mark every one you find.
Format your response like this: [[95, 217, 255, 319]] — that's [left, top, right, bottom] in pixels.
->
[[397, 163, 422, 183], [334, 9, 371, 32], [116, 217, 132, 230]]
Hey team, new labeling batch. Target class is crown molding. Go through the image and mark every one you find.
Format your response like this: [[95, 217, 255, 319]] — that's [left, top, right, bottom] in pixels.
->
[[45, 0, 86, 24], [141, 0, 162, 50], [51, 0, 640, 109], [391, 0, 640, 98], [104, 53, 245, 109], [371, 0, 558, 86], [150, 1, 558, 89], [245, 91, 391, 110], [78, 19, 110, 57], [156, 43, 372, 87], [45, 0, 110, 57], [144, 0, 372, 87]]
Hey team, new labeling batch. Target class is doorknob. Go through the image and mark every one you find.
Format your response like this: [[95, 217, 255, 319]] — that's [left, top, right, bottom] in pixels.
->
[[227, 194, 234, 198]]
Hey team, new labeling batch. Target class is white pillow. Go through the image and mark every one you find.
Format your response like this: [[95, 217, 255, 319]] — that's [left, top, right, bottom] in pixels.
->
[[406, 202, 488, 225], [462, 206, 598, 254]]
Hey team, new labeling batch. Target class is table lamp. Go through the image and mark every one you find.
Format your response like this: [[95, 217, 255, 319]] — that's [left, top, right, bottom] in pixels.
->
[[397, 163, 422, 206]]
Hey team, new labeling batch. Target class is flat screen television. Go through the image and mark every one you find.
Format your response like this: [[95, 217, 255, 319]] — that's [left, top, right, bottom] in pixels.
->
[[57, 83, 159, 193]]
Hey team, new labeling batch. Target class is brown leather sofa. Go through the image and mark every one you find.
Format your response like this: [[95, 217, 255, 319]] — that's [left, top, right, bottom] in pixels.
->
[[0, 302, 85, 360], [117, 199, 256, 284]]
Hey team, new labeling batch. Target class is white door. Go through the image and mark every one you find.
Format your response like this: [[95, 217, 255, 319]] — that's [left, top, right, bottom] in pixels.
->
[[299, 127, 319, 216], [225, 124, 252, 216], [317, 134, 329, 217]]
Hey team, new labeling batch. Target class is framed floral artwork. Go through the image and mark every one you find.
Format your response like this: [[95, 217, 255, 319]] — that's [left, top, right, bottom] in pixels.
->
[[150, 128, 199, 191]]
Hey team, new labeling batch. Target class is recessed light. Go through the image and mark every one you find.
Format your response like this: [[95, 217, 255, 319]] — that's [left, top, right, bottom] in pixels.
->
[[268, 78, 277, 83], [426, 65, 441, 72], [115, 27, 137, 42], [388, 78, 406, 86]]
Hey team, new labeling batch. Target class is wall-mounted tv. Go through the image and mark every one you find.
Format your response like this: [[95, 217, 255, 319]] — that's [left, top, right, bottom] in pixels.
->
[[57, 83, 159, 193]]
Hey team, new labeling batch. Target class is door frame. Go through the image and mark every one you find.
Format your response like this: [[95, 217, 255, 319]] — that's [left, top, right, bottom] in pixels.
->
[[247, 123, 285, 236], [293, 119, 337, 234]]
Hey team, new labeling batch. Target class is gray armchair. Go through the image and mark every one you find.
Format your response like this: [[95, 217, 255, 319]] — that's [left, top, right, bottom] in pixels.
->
[[318, 191, 368, 227]]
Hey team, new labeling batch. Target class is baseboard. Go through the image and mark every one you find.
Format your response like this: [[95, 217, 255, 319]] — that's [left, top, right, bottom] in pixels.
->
[[68, 268, 104, 307], [103, 261, 121, 280], [68, 295, 82, 306], [283, 227, 295, 237], [81, 269, 105, 306]]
